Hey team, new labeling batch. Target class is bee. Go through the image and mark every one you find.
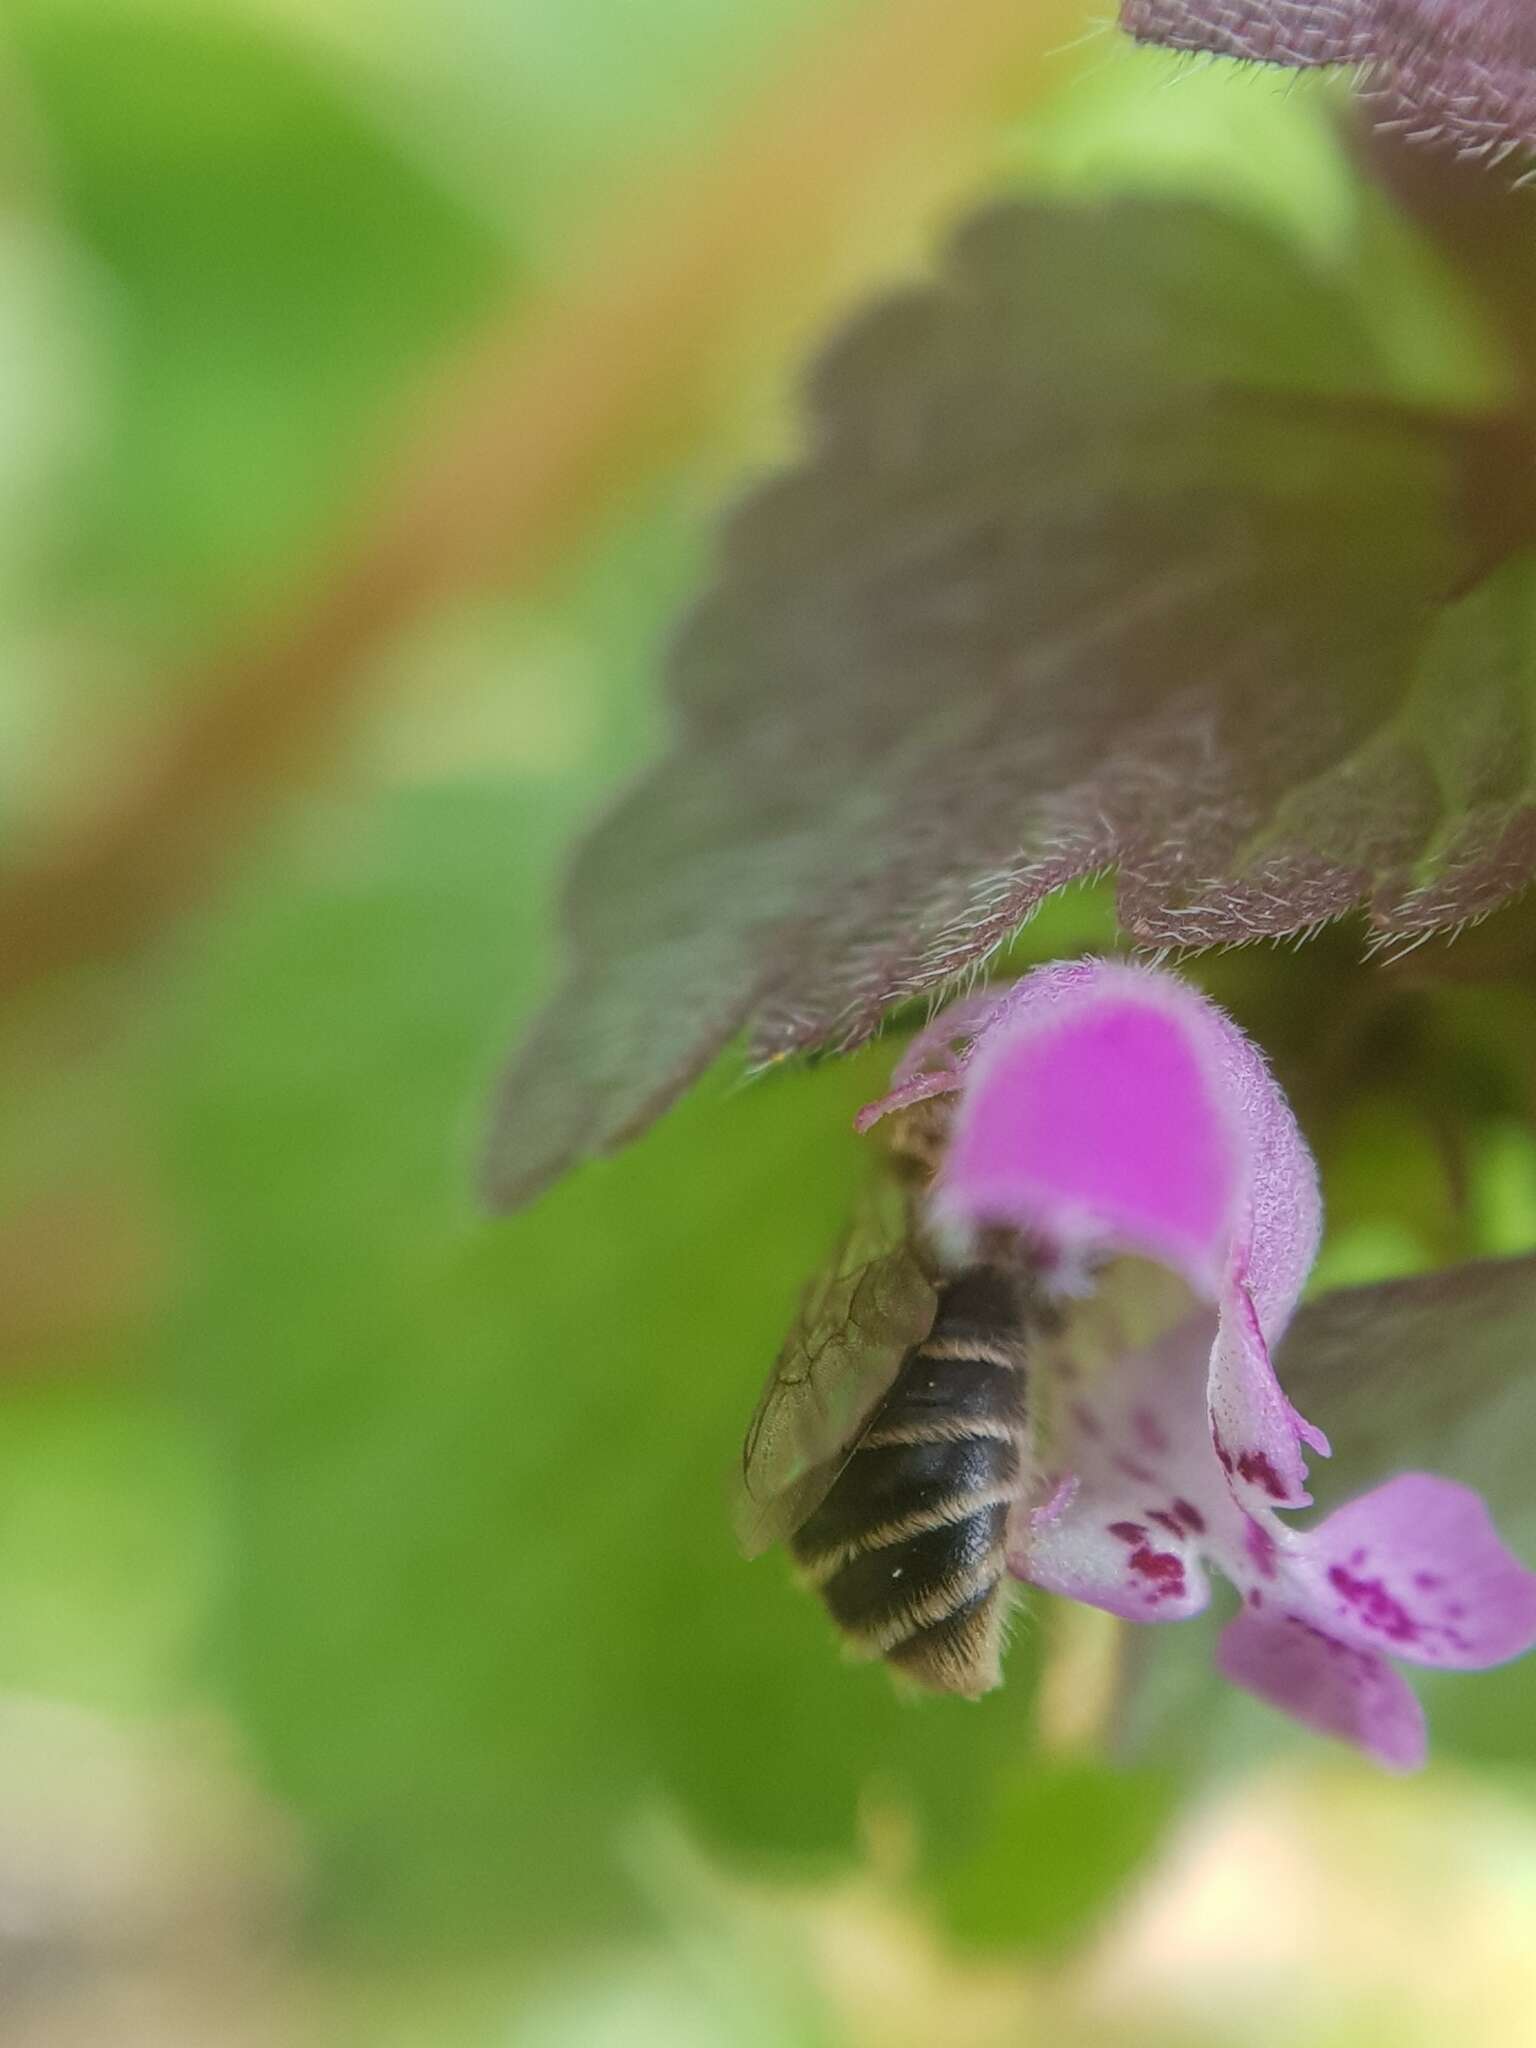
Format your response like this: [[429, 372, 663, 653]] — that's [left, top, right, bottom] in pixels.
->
[[736, 1101, 1050, 1698]]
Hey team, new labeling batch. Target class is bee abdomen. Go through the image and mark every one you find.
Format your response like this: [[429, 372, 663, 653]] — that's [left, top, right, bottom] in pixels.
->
[[788, 1291, 1030, 1698]]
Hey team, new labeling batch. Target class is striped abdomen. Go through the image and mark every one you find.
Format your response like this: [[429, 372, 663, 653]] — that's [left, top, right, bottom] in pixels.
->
[[788, 1265, 1034, 1698]]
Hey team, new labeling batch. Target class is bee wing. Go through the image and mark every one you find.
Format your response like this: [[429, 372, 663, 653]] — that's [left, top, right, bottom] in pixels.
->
[[735, 1179, 939, 1558]]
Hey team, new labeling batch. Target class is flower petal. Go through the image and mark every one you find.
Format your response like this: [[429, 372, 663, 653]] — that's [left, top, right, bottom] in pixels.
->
[[904, 961, 1324, 1512], [912, 960, 1322, 1338], [1018, 1312, 1223, 1624], [1209, 1279, 1313, 1512], [934, 965, 1244, 1298], [1216, 1609, 1427, 1771], [1205, 995, 1319, 1348], [1027, 1511, 1213, 1623], [1296, 1473, 1536, 1669]]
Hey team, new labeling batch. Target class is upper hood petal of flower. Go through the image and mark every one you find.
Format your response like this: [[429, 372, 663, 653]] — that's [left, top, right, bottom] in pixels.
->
[[865, 960, 1321, 1511]]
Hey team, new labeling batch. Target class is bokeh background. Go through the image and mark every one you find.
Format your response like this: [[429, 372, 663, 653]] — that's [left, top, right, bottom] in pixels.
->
[[5, 2, 1536, 2043]]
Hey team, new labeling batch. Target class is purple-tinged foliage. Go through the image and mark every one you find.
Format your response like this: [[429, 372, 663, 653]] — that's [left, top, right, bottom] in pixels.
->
[[1123, 0, 1371, 68], [860, 961, 1536, 1767], [482, 192, 1536, 1210], [1282, 1250, 1536, 1524], [1121, 1, 1536, 166]]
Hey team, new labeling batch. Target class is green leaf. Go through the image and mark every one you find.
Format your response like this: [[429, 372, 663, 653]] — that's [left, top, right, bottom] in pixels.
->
[[930, 1756, 1180, 1955], [0, 1381, 215, 1713]]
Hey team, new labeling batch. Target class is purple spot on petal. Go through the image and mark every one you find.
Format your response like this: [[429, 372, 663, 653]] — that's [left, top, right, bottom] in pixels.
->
[[1109, 1521, 1147, 1545], [1248, 1589, 1264, 1609], [1172, 1498, 1206, 1534], [1148, 1509, 1184, 1538], [1244, 1518, 1279, 1580], [1348, 1548, 1368, 1569], [1128, 1546, 1186, 1600], [1413, 1571, 1442, 1593], [1447, 1602, 1467, 1621], [1328, 1565, 1421, 1645], [1236, 1449, 1286, 1500], [1115, 1455, 1156, 1484]]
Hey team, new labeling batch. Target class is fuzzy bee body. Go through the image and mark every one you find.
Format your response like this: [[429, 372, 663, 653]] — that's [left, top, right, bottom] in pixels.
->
[[785, 1263, 1036, 1697], [737, 1097, 1048, 1698]]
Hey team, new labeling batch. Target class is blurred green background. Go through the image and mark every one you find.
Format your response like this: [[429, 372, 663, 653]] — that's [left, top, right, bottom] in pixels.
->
[[5, 3, 1536, 2043]]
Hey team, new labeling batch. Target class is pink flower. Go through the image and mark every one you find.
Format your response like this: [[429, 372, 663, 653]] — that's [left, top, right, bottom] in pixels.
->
[[1120, 2, 1536, 165], [858, 962, 1536, 1767]]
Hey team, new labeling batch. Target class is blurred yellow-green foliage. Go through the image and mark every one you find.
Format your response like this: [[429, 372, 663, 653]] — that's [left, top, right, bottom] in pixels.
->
[[6, 2, 1536, 2043]]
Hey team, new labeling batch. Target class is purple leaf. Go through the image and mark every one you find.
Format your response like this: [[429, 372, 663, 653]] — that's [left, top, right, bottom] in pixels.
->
[[482, 197, 1536, 1210], [1121, 0, 1366, 67], [1121, 2, 1536, 167], [1280, 1253, 1536, 1525]]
